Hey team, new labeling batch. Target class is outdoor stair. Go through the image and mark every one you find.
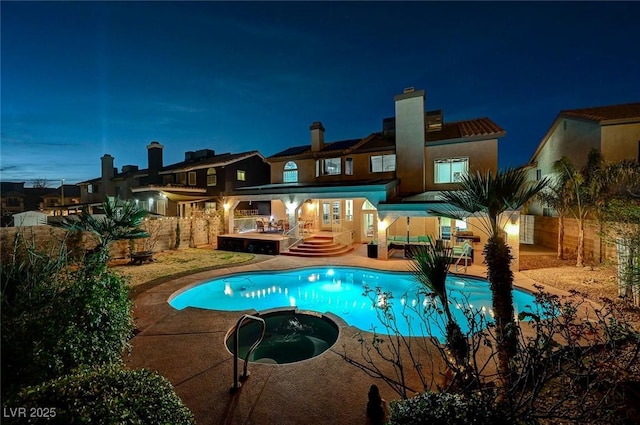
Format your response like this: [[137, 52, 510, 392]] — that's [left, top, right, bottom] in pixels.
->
[[283, 235, 354, 257]]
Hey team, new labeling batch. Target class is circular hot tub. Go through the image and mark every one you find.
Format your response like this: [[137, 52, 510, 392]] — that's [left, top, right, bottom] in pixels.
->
[[225, 310, 339, 364]]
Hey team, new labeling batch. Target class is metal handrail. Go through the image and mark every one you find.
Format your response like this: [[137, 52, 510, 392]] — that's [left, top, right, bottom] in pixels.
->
[[229, 314, 266, 393], [281, 222, 305, 251]]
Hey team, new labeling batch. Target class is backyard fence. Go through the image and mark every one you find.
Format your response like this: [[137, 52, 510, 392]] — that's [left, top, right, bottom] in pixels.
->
[[0, 215, 223, 260]]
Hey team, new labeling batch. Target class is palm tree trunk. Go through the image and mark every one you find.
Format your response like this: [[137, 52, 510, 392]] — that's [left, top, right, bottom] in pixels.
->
[[484, 235, 517, 388], [576, 219, 585, 267], [557, 215, 565, 260]]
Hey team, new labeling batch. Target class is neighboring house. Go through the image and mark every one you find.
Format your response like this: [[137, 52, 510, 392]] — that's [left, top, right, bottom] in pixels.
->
[[0, 182, 54, 226], [78, 142, 271, 217], [1, 182, 26, 226], [527, 102, 640, 215], [40, 184, 82, 215], [224, 88, 506, 259]]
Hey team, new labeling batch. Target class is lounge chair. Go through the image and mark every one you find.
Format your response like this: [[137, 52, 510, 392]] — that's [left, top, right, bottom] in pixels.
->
[[256, 220, 265, 232]]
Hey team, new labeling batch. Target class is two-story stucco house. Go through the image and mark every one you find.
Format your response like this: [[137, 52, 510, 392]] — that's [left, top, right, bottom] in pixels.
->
[[78, 142, 271, 217], [223, 88, 506, 260], [526, 102, 640, 215]]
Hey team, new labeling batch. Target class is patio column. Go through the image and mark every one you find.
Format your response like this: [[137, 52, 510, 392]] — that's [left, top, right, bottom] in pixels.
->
[[502, 211, 520, 272], [377, 219, 389, 260]]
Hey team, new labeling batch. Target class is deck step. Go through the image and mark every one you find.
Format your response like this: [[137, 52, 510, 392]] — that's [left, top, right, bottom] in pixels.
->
[[283, 236, 354, 257]]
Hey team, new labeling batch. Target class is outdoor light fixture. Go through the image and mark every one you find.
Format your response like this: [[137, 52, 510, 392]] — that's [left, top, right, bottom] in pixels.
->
[[505, 215, 519, 236]]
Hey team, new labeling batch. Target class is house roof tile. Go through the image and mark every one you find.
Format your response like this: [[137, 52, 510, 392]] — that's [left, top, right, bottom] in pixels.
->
[[270, 117, 504, 160], [559, 103, 640, 123]]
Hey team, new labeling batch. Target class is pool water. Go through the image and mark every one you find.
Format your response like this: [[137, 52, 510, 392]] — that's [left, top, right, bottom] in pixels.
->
[[225, 310, 339, 364], [169, 266, 537, 339]]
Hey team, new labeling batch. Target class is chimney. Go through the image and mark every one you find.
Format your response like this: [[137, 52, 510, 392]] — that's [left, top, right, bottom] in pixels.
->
[[147, 141, 164, 183], [394, 88, 426, 194], [310, 121, 325, 152], [101, 154, 116, 196], [426, 109, 443, 132]]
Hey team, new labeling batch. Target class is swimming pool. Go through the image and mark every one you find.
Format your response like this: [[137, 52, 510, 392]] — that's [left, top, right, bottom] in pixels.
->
[[169, 266, 537, 339]]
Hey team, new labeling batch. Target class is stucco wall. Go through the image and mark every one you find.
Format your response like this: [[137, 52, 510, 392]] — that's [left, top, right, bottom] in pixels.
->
[[424, 139, 498, 192], [601, 122, 640, 162]]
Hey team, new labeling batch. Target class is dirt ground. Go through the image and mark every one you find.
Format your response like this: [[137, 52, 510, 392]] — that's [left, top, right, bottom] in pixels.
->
[[520, 254, 640, 330]]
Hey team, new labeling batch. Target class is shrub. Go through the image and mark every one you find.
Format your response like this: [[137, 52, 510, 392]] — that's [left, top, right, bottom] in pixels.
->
[[1, 236, 133, 397], [389, 390, 508, 425], [4, 365, 195, 425]]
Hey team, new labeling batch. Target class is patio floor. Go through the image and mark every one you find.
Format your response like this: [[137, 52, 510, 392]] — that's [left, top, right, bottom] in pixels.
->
[[126, 244, 565, 425]]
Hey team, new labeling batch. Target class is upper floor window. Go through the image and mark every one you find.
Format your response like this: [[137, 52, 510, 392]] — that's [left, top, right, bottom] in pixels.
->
[[163, 175, 173, 185], [7, 197, 20, 207], [177, 172, 187, 185], [434, 157, 468, 183], [345, 158, 354, 175], [87, 184, 93, 194], [237, 170, 246, 181], [207, 168, 217, 186], [283, 161, 298, 183], [536, 169, 542, 181], [188, 171, 196, 186], [317, 158, 341, 176], [370, 154, 396, 173]]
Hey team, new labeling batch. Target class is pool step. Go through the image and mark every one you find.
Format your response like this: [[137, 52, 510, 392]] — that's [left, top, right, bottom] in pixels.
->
[[283, 236, 354, 257]]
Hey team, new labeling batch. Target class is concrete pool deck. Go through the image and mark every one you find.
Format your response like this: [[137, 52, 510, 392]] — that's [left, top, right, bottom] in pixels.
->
[[126, 244, 564, 425]]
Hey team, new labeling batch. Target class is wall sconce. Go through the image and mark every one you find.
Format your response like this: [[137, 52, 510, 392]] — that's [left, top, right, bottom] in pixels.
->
[[223, 202, 230, 211], [377, 218, 389, 231], [505, 216, 519, 236]]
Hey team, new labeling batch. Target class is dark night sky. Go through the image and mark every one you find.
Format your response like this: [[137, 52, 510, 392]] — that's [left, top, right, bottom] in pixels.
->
[[2, 1, 639, 186]]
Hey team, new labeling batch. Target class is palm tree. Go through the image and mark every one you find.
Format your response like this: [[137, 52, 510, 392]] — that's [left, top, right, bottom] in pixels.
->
[[409, 241, 468, 370], [59, 197, 149, 264], [430, 167, 548, 389], [537, 174, 572, 260], [554, 150, 603, 267]]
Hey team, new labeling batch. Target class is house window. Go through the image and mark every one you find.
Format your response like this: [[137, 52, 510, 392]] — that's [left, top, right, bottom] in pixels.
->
[[207, 168, 217, 186], [345, 199, 353, 221], [318, 158, 341, 175], [345, 158, 354, 175], [370, 154, 396, 173], [87, 184, 93, 194], [163, 175, 173, 185], [237, 170, 246, 181], [434, 158, 468, 183], [7, 197, 19, 207], [283, 161, 298, 183], [177, 172, 187, 185], [536, 169, 542, 180], [188, 171, 196, 186]]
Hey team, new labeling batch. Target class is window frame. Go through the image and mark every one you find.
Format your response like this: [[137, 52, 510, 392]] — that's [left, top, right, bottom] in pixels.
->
[[318, 157, 341, 176], [188, 171, 197, 186], [370, 154, 396, 173], [434, 157, 469, 184], [283, 161, 298, 183], [207, 168, 217, 186], [177, 172, 187, 185], [237, 170, 246, 181]]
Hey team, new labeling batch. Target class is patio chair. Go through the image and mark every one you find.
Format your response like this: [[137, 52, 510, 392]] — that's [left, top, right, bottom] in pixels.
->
[[256, 220, 265, 232], [276, 219, 285, 231]]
